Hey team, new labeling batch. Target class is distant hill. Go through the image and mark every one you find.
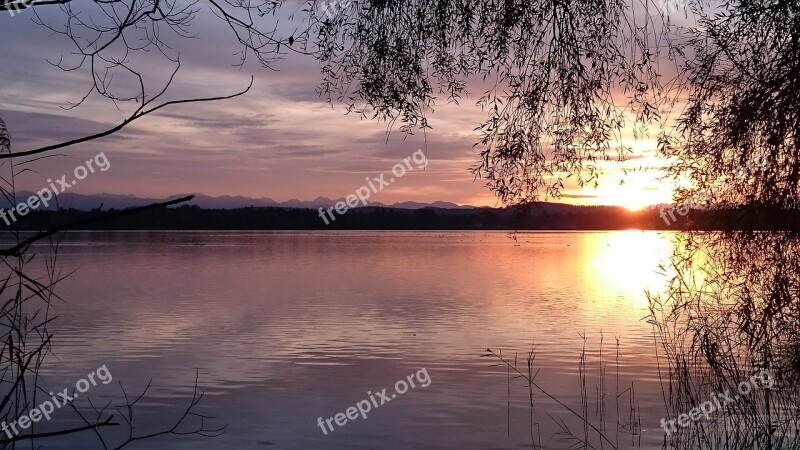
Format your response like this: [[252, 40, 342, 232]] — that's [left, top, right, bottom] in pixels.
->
[[0, 192, 476, 211]]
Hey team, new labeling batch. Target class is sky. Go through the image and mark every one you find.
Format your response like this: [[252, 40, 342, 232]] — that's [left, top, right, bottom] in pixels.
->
[[0, 2, 680, 209]]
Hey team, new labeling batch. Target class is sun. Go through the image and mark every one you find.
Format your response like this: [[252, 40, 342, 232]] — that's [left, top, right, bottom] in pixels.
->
[[606, 188, 655, 211], [589, 175, 674, 211]]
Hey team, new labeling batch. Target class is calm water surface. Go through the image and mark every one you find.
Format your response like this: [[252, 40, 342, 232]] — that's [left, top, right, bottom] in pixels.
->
[[30, 231, 678, 449]]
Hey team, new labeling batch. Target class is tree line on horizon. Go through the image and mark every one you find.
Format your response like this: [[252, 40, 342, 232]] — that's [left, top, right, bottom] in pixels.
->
[[9, 204, 800, 231]]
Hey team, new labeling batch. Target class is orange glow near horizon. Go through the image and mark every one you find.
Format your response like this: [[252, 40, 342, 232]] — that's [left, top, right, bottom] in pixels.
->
[[591, 183, 669, 211], [566, 169, 676, 211], [568, 144, 678, 209]]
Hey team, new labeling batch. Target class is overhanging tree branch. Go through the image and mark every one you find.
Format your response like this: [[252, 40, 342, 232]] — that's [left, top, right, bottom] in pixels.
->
[[0, 77, 253, 161]]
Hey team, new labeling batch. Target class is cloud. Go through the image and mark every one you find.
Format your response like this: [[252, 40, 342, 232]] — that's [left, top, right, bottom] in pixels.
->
[[0, 3, 672, 208]]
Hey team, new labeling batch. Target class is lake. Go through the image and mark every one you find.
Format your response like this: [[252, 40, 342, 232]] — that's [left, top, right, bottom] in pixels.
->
[[27, 231, 679, 449]]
